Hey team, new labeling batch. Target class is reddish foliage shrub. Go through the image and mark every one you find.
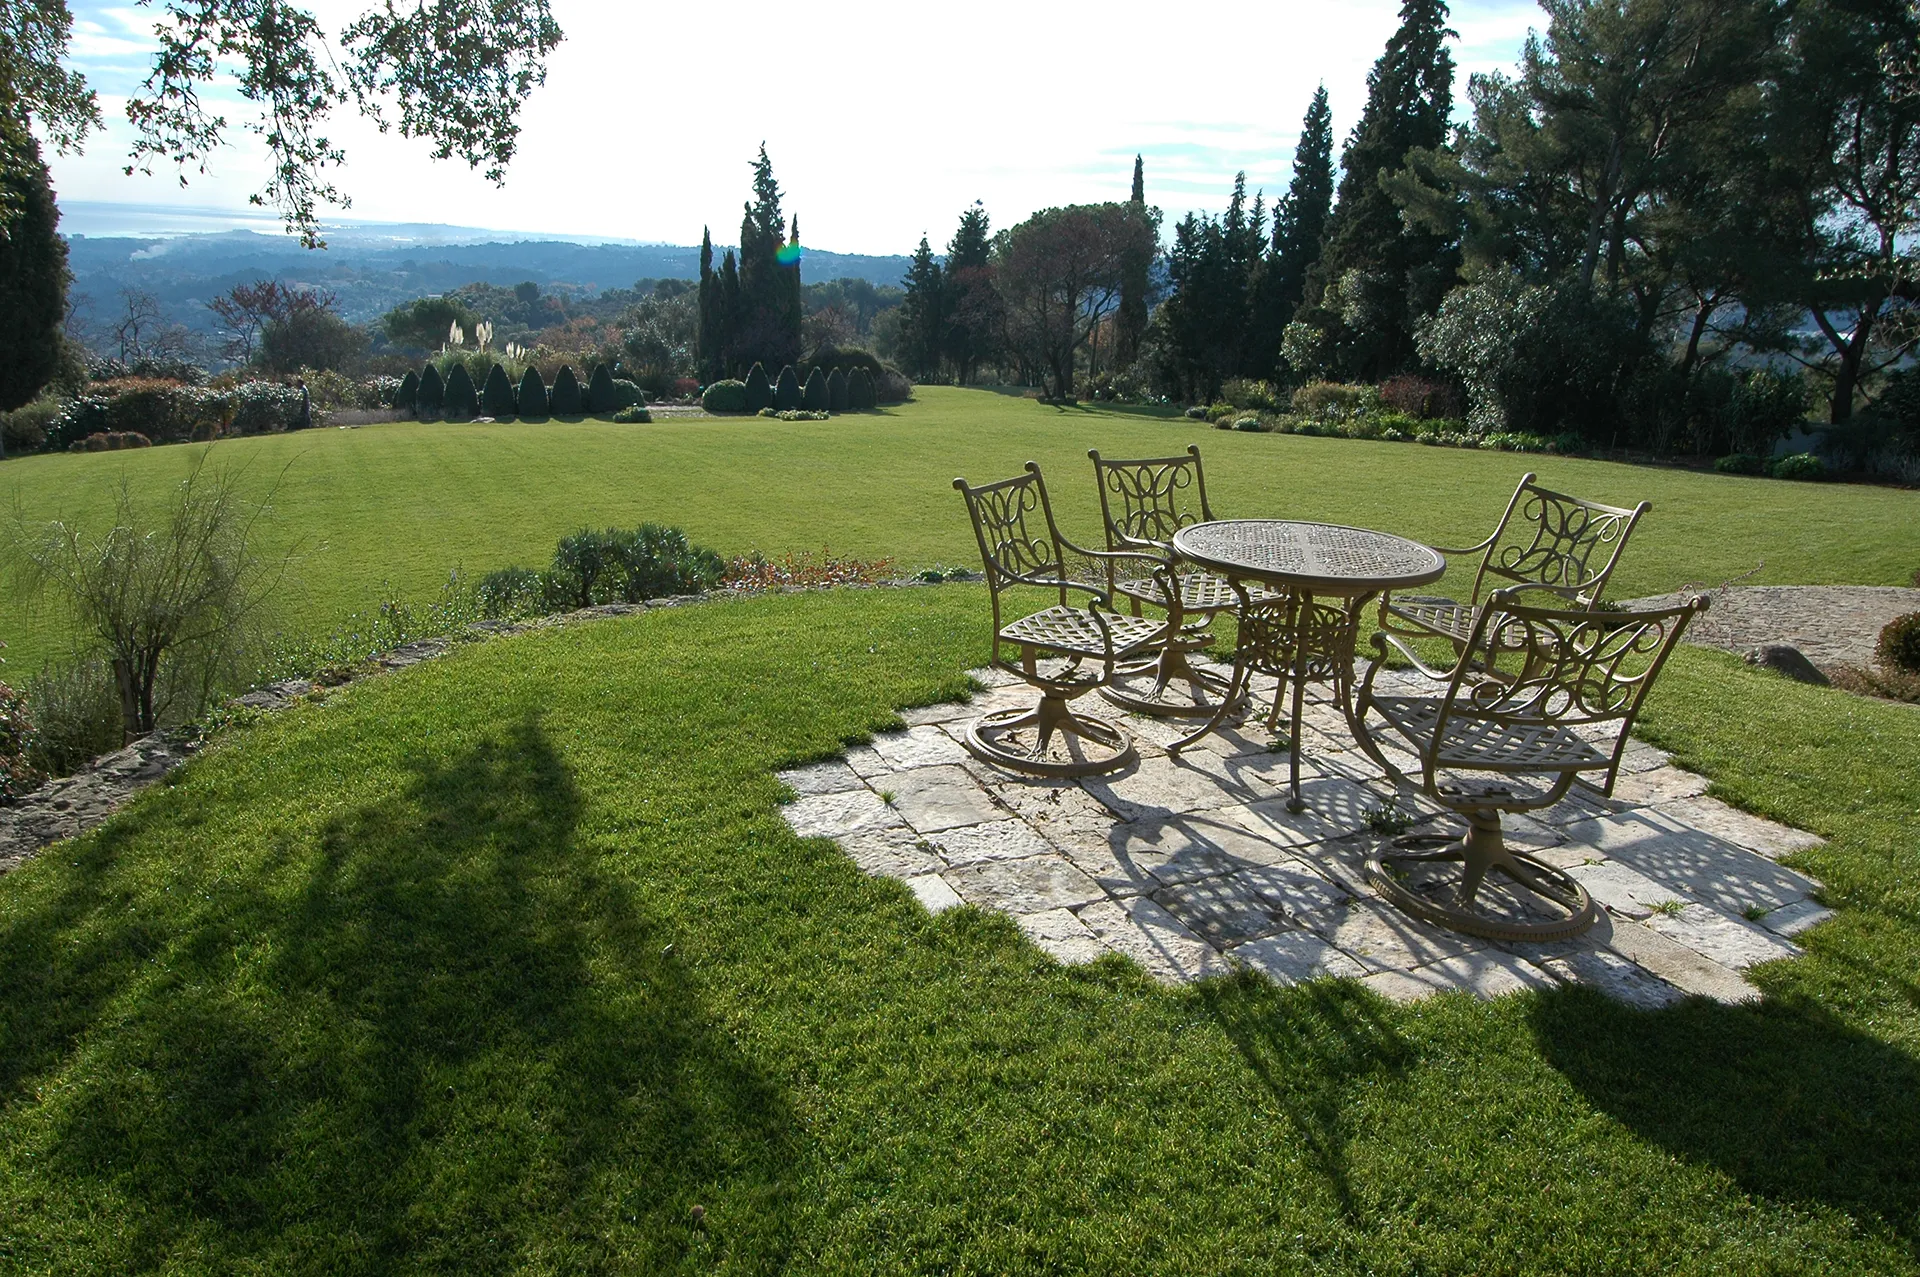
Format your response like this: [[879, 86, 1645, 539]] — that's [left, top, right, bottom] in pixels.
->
[[722, 549, 895, 590], [1378, 374, 1462, 420]]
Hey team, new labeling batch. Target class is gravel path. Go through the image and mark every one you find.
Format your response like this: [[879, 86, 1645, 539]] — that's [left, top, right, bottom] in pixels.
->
[[1624, 585, 1920, 671]]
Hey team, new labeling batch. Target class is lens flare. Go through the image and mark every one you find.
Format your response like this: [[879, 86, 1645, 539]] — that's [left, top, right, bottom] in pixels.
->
[[776, 241, 805, 265]]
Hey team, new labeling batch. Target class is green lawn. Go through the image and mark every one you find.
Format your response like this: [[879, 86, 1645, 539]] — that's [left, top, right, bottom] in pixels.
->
[[2, 588, 1918, 1272], [4, 386, 1916, 673]]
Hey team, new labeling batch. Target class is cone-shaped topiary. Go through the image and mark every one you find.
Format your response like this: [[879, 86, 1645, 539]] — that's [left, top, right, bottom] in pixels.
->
[[744, 362, 772, 412], [517, 366, 548, 417], [775, 364, 801, 410], [417, 364, 445, 416], [827, 367, 848, 413], [850, 367, 875, 411], [802, 366, 828, 411], [587, 363, 617, 414], [443, 364, 477, 420], [550, 365, 583, 414], [482, 362, 517, 417], [395, 369, 420, 413]]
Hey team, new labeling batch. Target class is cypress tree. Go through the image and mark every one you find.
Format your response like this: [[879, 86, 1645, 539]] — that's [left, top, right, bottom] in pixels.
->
[[0, 121, 70, 414], [695, 226, 727, 383], [517, 366, 548, 416], [395, 369, 420, 413], [443, 364, 477, 419], [417, 364, 445, 416], [482, 362, 516, 416], [827, 367, 848, 412], [1292, 0, 1457, 381], [1117, 156, 1150, 367], [897, 235, 945, 381], [587, 363, 617, 413], [550, 365, 583, 414], [802, 366, 828, 410], [744, 362, 772, 411], [735, 145, 802, 374], [718, 250, 741, 376], [775, 364, 802, 410]]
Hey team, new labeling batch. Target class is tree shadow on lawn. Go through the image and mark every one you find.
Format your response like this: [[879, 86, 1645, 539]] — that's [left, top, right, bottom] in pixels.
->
[[8, 717, 802, 1270], [1533, 986, 1920, 1253]]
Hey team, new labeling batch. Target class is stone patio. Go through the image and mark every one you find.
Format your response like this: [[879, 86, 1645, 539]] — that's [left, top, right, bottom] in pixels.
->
[[777, 662, 1832, 1006]]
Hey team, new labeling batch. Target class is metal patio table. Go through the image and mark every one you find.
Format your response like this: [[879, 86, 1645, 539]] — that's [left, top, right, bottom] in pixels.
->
[[1168, 520, 1446, 811]]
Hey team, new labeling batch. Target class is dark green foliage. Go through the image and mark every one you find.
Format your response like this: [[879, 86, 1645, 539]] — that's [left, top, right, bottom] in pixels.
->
[[260, 307, 366, 374], [734, 146, 803, 375], [897, 235, 945, 381], [1714, 453, 1767, 475], [802, 366, 828, 411], [517, 367, 548, 417], [394, 370, 420, 413], [943, 202, 1000, 384], [612, 406, 652, 423], [1250, 86, 1335, 380], [798, 345, 893, 384], [416, 365, 445, 416], [1769, 452, 1825, 481], [549, 365, 583, 415], [546, 525, 727, 609], [381, 295, 480, 352], [701, 380, 749, 414], [1722, 370, 1808, 458], [587, 364, 618, 414], [1877, 613, 1920, 674], [481, 363, 516, 416], [775, 365, 802, 410], [475, 566, 547, 618], [20, 657, 120, 780], [827, 368, 848, 412], [610, 378, 643, 408], [1117, 159, 1149, 367], [442, 364, 477, 420], [696, 227, 730, 383], [849, 367, 876, 411], [744, 364, 772, 411], [0, 122, 71, 414], [0, 666, 34, 801]]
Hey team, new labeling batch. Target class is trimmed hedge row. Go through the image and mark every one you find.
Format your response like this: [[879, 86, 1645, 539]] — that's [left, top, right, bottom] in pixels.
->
[[702, 364, 879, 416], [390, 361, 642, 420]]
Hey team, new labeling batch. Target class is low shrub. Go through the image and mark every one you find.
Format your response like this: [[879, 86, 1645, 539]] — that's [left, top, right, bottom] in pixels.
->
[[1233, 416, 1264, 432], [2, 395, 65, 454], [549, 365, 583, 415], [772, 409, 828, 422], [612, 406, 652, 423], [721, 548, 896, 589], [702, 380, 749, 414], [545, 525, 727, 608], [475, 566, 547, 619], [21, 655, 121, 779], [587, 363, 618, 414], [1378, 374, 1461, 420], [1877, 612, 1920, 674], [442, 364, 478, 420], [1481, 430, 1556, 453], [876, 370, 914, 404], [827, 368, 848, 413], [1184, 405, 1209, 420], [0, 646, 37, 801], [803, 366, 829, 411], [744, 363, 772, 412], [610, 378, 643, 408], [71, 431, 153, 452], [227, 382, 306, 435], [1769, 452, 1825, 481], [1292, 381, 1378, 421], [1831, 662, 1920, 704], [1220, 379, 1282, 411], [775, 365, 802, 410], [50, 379, 229, 448], [672, 376, 700, 400], [517, 367, 549, 417], [1714, 453, 1767, 475], [416, 365, 445, 417]]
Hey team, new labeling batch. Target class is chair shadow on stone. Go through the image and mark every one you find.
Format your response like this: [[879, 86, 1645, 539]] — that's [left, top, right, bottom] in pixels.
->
[[1532, 987, 1920, 1249]]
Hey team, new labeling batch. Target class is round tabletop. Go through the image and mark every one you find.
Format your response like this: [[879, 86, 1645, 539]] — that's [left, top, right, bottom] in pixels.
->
[[1172, 520, 1446, 593]]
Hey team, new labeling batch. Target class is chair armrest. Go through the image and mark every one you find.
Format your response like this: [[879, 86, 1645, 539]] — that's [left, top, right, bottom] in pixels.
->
[[1431, 530, 1498, 557], [1374, 630, 1466, 683]]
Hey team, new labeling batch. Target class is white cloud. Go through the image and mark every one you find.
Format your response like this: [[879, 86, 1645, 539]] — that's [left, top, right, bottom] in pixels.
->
[[49, 0, 1539, 254]]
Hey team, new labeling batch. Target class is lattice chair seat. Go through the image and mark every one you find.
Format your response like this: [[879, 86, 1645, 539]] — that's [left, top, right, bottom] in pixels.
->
[[1000, 606, 1164, 659], [1367, 696, 1612, 771], [1115, 571, 1269, 614], [1382, 596, 1476, 643]]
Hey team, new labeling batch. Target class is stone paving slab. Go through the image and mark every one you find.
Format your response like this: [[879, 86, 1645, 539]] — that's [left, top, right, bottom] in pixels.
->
[[776, 666, 1836, 1005]]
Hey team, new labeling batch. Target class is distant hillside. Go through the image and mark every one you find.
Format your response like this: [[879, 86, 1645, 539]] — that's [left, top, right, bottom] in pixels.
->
[[62, 214, 914, 340]]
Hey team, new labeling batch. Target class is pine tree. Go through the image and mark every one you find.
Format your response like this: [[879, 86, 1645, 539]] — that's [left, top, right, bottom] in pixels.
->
[[1247, 85, 1336, 379], [1293, 0, 1457, 381], [517, 366, 548, 416], [1117, 156, 1151, 367], [417, 364, 445, 416], [549, 365, 582, 414], [0, 121, 69, 414], [943, 202, 1000, 384], [897, 235, 945, 381]]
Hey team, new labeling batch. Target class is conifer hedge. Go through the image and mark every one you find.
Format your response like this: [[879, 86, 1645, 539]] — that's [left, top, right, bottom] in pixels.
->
[[517, 367, 549, 417], [443, 364, 478, 420], [849, 367, 875, 411], [482, 363, 517, 417], [744, 363, 772, 412], [587, 364, 617, 414], [550, 366, 583, 415], [802, 367, 828, 411], [827, 368, 848, 413], [775, 365, 802, 411], [395, 369, 420, 414], [417, 364, 445, 416]]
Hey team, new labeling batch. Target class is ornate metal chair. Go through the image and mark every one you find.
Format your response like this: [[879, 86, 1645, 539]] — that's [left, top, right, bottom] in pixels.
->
[[1087, 445, 1272, 716], [954, 463, 1172, 777], [1351, 589, 1708, 941], [1379, 473, 1650, 661]]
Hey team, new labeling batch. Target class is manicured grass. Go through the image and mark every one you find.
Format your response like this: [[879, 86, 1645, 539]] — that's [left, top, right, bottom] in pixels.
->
[[4, 387, 1917, 673], [2, 587, 1917, 1271]]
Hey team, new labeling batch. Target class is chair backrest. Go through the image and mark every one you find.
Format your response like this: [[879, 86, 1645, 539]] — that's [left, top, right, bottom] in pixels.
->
[[953, 463, 1073, 630], [1087, 445, 1215, 552], [1431, 591, 1707, 791], [1470, 473, 1650, 608]]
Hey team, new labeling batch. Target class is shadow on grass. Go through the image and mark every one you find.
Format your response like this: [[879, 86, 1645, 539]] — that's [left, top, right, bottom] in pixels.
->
[[1199, 974, 1415, 1221], [1533, 987, 1920, 1252], [4, 717, 801, 1269]]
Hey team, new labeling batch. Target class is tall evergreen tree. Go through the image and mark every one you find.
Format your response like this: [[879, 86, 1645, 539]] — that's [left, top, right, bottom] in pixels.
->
[[0, 120, 70, 416], [719, 248, 741, 369], [1247, 86, 1336, 379], [734, 145, 802, 374], [1290, 0, 1458, 381], [1117, 155, 1151, 365], [897, 235, 946, 381], [943, 202, 1000, 383], [695, 226, 728, 383]]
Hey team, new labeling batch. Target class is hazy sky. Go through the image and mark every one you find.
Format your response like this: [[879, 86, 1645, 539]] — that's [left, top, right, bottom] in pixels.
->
[[48, 0, 1544, 254]]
